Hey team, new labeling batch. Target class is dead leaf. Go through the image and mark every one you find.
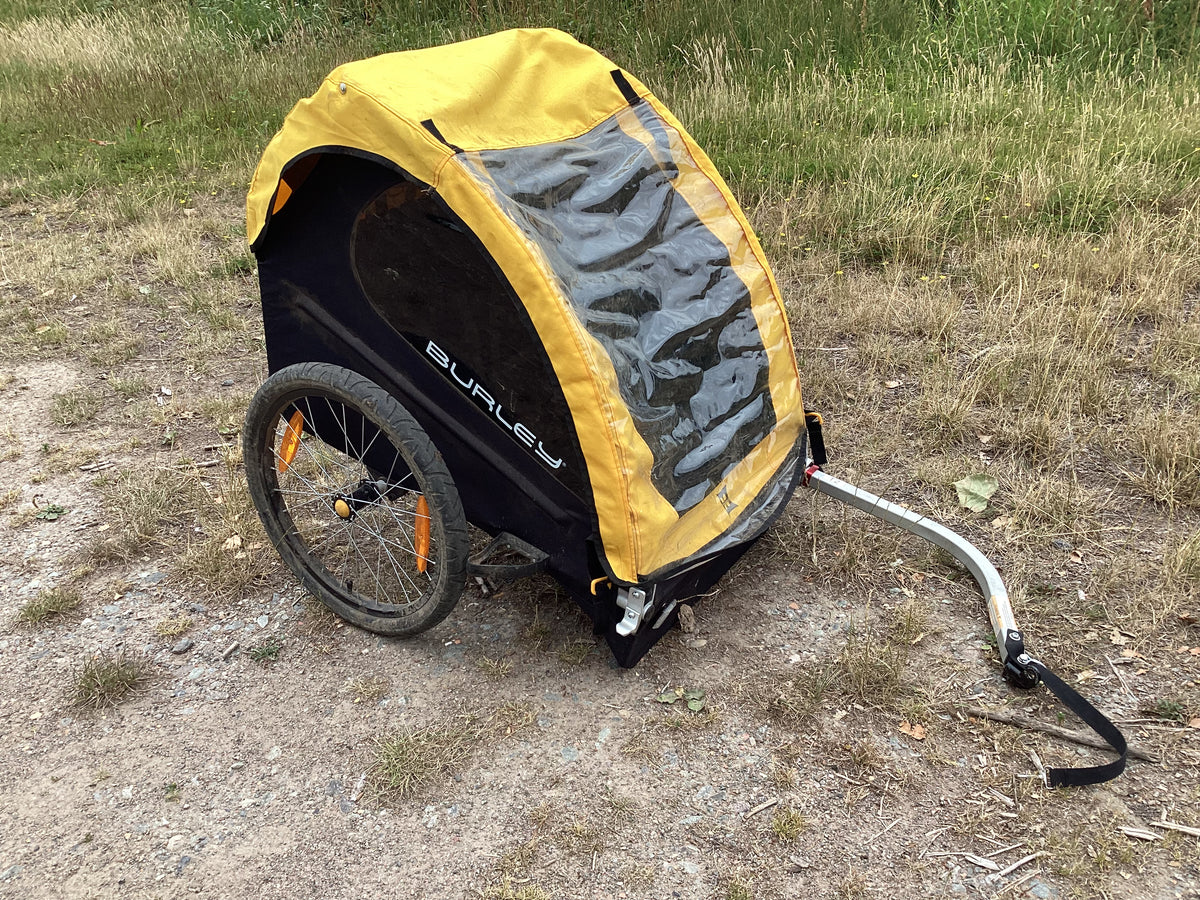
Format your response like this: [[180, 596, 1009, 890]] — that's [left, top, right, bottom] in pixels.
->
[[884, 380, 902, 389], [222, 535, 243, 552], [1109, 629, 1128, 646], [1076, 669, 1098, 683], [977, 434, 993, 445], [1070, 550, 1083, 564], [1189, 718, 1200, 729], [1120, 648, 1140, 659], [954, 474, 998, 512], [899, 721, 927, 740], [1180, 612, 1197, 626]]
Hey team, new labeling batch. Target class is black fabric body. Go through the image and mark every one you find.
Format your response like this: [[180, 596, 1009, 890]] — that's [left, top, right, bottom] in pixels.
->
[[253, 150, 791, 665]]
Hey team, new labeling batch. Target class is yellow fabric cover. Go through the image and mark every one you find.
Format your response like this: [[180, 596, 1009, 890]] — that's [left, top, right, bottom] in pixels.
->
[[247, 28, 803, 585]]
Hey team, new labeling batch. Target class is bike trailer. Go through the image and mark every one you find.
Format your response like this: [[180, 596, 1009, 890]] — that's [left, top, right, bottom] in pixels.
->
[[244, 28, 805, 667], [245, 29, 1126, 786]]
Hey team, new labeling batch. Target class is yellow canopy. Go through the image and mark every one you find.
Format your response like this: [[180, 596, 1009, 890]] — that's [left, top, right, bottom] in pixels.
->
[[248, 29, 803, 585]]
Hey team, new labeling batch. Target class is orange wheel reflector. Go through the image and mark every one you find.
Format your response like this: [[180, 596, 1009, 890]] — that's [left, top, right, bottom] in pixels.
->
[[415, 496, 431, 573], [276, 410, 304, 473]]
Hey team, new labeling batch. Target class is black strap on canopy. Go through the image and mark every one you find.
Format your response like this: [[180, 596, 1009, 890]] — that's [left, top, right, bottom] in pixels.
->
[[610, 69, 641, 106]]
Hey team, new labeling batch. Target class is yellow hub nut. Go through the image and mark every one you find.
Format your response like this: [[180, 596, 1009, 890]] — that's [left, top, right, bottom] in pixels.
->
[[334, 498, 352, 519]]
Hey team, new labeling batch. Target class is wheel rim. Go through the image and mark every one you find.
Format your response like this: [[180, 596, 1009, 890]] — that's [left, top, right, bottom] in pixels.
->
[[264, 392, 442, 616]]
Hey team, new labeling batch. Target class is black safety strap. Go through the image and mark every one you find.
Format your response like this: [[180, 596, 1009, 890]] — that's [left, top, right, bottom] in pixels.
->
[[610, 69, 641, 106], [804, 411, 826, 466], [1026, 659, 1128, 787], [420, 118, 463, 154]]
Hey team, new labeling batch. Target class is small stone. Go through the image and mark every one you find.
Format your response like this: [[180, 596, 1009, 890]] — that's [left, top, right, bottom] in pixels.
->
[[166, 835, 187, 852], [170, 638, 193, 655], [677, 604, 696, 633], [560, 746, 579, 762], [266, 746, 281, 761], [256, 615, 268, 628]]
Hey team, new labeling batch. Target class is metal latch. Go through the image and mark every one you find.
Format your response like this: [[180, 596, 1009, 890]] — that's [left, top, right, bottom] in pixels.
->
[[615, 587, 650, 637]]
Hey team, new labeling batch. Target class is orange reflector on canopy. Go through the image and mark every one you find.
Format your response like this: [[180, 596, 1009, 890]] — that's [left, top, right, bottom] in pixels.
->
[[277, 410, 304, 473]]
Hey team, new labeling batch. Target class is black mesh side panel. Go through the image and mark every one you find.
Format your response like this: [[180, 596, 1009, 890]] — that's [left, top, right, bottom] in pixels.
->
[[469, 108, 775, 512], [350, 179, 590, 500]]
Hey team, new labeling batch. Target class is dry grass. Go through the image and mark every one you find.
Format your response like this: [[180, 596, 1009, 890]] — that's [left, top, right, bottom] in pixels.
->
[[369, 702, 533, 802], [71, 652, 147, 709], [17, 586, 82, 625]]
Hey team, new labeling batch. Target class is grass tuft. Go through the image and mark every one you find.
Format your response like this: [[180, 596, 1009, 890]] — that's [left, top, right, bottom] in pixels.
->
[[17, 586, 82, 625], [771, 806, 809, 843], [72, 652, 147, 709]]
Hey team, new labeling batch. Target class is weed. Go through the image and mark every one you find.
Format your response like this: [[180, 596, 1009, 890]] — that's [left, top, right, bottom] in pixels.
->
[[369, 704, 531, 801], [51, 389, 103, 427], [72, 652, 146, 709], [164, 783, 182, 802], [370, 717, 479, 801], [838, 627, 905, 705], [249, 636, 282, 663], [771, 807, 809, 843], [110, 375, 151, 400], [482, 880, 549, 900], [476, 656, 513, 679], [1143, 698, 1187, 723], [347, 675, 389, 703], [17, 586, 82, 625], [88, 468, 196, 561], [759, 664, 837, 726], [154, 615, 192, 637], [556, 638, 593, 666], [725, 881, 754, 900]]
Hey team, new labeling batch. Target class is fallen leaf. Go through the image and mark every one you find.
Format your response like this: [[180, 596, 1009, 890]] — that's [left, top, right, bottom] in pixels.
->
[[977, 434, 993, 444], [954, 474, 999, 512], [884, 380, 902, 389], [1076, 669, 1098, 682], [1120, 648, 1140, 659], [1189, 718, 1200, 729], [1180, 612, 1197, 626], [899, 721, 927, 740], [222, 535, 243, 552], [1070, 550, 1083, 564], [1109, 629, 1128, 646], [832, 709, 848, 721]]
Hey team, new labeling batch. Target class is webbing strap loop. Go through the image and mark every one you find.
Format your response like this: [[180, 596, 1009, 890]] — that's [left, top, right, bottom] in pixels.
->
[[1026, 659, 1128, 787]]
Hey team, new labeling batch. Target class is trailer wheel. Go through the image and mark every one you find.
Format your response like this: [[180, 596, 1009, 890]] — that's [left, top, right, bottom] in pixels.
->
[[244, 362, 468, 636]]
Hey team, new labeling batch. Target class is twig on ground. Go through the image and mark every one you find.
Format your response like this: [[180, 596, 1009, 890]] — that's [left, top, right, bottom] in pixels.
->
[[745, 798, 779, 818], [988, 852, 1046, 881], [1149, 819, 1200, 838], [963, 705, 1157, 762], [1119, 826, 1161, 841], [866, 818, 901, 844]]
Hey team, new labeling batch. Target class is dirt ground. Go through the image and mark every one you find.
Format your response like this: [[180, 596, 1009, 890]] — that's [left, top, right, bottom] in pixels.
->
[[0, 196, 1198, 900]]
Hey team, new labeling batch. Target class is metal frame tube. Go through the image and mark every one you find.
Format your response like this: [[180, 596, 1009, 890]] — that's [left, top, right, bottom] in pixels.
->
[[805, 468, 1018, 666]]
